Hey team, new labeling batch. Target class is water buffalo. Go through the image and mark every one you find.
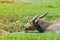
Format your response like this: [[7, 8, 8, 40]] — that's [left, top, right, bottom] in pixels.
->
[[24, 12, 60, 33]]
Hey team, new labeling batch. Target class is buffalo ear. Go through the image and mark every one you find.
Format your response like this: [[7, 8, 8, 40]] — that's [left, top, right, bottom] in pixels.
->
[[34, 19, 39, 24], [35, 17, 47, 24]]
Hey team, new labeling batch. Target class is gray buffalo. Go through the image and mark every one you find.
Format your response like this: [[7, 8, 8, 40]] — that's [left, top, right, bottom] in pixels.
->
[[24, 12, 60, 33]]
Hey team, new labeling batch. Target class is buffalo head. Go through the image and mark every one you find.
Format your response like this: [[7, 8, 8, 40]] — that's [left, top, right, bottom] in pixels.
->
[[24, 12, 48, 33]]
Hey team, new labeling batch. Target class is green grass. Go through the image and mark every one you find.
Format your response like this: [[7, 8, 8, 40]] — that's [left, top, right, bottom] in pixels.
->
[[0, 33, 60, 40], [0, 0, 60, 40]]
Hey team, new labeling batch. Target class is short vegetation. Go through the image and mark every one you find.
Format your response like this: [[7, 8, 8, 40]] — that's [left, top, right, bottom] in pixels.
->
[[0, 0, 60, 40]]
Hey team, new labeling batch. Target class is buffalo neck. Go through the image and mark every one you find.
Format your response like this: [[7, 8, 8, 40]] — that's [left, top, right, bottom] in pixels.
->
[[38, 21, 51, 31]]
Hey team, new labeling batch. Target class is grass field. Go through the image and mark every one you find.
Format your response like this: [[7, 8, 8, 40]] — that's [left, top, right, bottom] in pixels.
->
[[0, 0, 60, 40], [0, 33, 60, 40]]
